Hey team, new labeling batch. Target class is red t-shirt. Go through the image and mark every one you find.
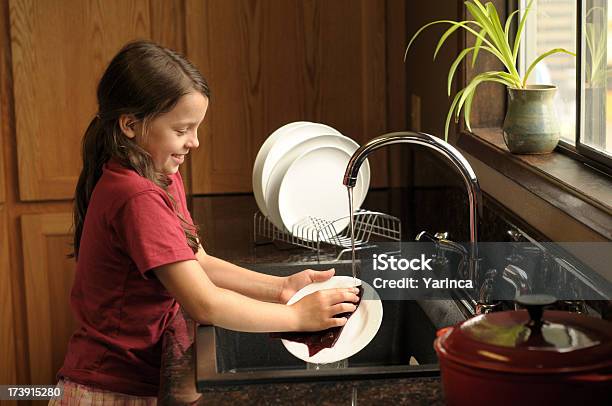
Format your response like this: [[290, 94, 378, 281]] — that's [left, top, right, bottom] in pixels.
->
[[58, 159, 197, 396]]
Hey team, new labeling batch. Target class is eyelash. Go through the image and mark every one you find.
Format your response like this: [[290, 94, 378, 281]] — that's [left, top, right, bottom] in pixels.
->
[[176, 129, 188, 135]]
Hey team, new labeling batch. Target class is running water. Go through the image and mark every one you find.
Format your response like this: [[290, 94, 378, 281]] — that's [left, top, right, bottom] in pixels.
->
[[347, 186, 357, 286]]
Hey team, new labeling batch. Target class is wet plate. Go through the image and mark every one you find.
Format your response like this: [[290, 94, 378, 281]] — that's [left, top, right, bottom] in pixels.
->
[[283, 276, 383, 364]]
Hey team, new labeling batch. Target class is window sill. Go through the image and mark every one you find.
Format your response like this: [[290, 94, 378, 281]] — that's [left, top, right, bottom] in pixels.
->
[[456, 128, 612, 241]]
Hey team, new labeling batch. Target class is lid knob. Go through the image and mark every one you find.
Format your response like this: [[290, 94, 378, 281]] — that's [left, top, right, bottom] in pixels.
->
[[516, 294, 557, 325]]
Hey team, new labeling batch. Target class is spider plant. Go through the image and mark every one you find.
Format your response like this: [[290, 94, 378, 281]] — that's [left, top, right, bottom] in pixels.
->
[[404, 0, 576, 140]]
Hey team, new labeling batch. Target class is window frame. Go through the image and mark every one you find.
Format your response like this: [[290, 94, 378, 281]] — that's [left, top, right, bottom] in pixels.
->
[[574, 0, 612, 170], [515, 0, 612, 175]]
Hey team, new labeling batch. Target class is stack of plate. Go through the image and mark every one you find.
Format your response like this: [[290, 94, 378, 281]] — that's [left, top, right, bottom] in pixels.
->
[[252, 121, 370, 239]]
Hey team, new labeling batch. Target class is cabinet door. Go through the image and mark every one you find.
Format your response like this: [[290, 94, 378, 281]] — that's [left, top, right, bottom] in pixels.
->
[[21, 213, 76, 385], [0, 207, 17, 386], [9, 0, 151, 201], [186, 0, 388, 194]]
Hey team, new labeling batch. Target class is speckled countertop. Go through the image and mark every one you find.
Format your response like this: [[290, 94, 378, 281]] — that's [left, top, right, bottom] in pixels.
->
[[157, 194, 445, 405]]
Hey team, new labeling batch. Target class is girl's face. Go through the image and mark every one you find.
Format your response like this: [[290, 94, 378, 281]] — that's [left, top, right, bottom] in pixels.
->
[[136, 91, 208, 175]]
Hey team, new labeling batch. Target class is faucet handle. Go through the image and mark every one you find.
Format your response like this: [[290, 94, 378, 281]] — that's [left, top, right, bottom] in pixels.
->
[[507, 229, 522, 242], [433, 233, 450, 267], [415, 230, 432, 242], [506, 229, 524, 264], [416, 230, 450, 242], [415, 231, 450, 266], [434, 232, 449, 240]]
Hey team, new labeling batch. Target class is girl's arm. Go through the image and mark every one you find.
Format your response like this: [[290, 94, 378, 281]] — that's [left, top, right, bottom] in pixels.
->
[[195, 245, 284, 302], [195, 245, 336, 304], [154, 259, 359, 332]]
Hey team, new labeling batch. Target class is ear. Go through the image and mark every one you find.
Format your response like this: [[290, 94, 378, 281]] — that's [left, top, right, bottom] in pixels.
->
[[119, 114, 139, 139]]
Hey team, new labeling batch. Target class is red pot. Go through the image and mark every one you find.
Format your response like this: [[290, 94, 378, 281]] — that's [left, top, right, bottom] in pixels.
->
[[434, 298, 612, 406]]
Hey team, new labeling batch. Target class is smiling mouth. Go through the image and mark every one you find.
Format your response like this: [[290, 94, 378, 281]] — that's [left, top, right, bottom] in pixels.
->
[[171, 154, 186, 164]]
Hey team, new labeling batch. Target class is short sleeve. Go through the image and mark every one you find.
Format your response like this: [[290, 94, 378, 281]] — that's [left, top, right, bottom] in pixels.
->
[[113, 190, 196, 278]]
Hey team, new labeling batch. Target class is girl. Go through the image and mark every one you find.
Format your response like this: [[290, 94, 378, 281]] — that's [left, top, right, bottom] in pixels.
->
[[51, 40, 358, 405]]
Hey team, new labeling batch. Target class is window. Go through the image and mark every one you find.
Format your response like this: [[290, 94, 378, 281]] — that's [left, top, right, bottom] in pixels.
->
[[520, 0, 612, 169]]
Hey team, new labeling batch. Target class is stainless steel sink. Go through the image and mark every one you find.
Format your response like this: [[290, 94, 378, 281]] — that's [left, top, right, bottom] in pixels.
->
[[195, 261, 466, 389]]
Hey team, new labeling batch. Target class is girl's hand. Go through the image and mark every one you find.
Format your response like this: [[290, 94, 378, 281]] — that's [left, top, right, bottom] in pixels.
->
[[279, 268, 336, 304], [289, 287, 360, 331]]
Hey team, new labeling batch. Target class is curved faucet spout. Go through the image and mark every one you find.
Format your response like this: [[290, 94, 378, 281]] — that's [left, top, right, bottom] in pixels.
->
[[343, 131, 483, 278]]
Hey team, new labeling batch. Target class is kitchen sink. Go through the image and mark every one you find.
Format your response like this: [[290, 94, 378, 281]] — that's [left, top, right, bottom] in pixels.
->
[[196, 261, 466, 389]]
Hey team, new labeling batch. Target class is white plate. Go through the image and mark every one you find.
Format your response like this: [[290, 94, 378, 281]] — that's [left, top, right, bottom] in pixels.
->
[[253, 122, 343, 217], [282, 276, 383, 364], [261, 123, 345, 218], [252, 121, 311, 217], [265, 134, 369, 235]]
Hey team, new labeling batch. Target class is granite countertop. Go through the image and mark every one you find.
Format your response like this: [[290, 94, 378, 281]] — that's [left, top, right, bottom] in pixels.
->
[[157, 194, 445, 405]]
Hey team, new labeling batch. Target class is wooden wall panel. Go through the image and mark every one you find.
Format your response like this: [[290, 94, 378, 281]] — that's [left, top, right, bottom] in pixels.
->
[[386, 0, 409, 187], [356, 0, 388, 187], [405, 0, 462, 140], [186, 0, 389, 194], [9, 0, 151, 201], [313, 0, 388, 187], [0, 207, 17, 387], [21, 212, 76, 385], [149, 0, 184, 52], [462, 0, 506, 129], [0, 123, 4, 203], [185, 0, 259, 194], [0, 7, 4, 205]]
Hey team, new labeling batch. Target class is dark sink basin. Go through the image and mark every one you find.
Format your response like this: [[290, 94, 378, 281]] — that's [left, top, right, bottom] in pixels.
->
[[196, 261, 466, 389]]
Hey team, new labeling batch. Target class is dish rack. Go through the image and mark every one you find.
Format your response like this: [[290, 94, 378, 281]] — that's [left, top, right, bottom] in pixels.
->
[[253, 209, 402, 261]]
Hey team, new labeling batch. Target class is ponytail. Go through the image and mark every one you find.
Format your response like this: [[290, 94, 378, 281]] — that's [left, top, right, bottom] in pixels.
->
[[72, 116, 107, 259]]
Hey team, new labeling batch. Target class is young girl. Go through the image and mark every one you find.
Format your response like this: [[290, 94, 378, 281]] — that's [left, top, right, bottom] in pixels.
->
[[51, 40, 359, 405]]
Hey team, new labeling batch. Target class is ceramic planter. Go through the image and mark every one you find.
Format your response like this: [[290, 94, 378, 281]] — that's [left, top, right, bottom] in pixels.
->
[[502, 85, 560, 154]]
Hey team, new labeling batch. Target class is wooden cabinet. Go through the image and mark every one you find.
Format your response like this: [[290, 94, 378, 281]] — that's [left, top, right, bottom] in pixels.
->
[[9, 0, 398, 199], [186, 0, 389, 194], [8, 0, 183, 201], [0, 129, 4, 204], [21, 213, 76, 385], [0, 207, 17, 387]]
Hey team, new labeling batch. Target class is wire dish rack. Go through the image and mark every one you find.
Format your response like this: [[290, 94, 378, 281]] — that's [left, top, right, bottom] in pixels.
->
[[253, 209, 402, 261]]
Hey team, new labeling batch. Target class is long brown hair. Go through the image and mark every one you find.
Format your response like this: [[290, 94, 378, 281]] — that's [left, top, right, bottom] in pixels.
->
[[73, 40, 210, 259]]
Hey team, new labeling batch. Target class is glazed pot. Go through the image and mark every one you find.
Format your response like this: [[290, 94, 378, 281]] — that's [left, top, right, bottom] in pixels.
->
[[502, 85, 560, 154], [434, 295, 612, 406]]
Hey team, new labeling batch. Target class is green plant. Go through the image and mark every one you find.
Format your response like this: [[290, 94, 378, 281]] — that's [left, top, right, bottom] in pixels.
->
[[404, 0, 575, 140]]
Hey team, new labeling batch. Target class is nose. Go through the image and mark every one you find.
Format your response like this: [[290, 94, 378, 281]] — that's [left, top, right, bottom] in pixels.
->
[[186, 132, 199, 149]]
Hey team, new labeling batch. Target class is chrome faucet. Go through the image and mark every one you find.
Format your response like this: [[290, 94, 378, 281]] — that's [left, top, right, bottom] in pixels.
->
[[415, 231, 469, 276], [477, 264, 531, 310], [343, 131, 486, 312], [502, 264, 531, 302]]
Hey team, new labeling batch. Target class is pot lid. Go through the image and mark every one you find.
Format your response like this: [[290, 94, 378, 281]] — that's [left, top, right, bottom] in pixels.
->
[[436, 295, 612, 374]]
